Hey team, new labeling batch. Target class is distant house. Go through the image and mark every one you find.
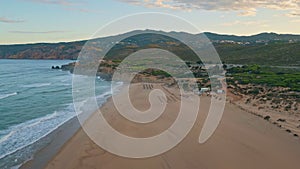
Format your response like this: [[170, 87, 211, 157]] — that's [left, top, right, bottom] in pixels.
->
[[195, 88, 211, 95]]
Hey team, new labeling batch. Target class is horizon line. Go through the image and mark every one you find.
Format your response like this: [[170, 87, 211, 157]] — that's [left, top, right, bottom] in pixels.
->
[[1, 29, 300, 45]]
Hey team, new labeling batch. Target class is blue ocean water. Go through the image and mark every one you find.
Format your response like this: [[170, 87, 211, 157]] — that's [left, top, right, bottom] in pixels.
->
[[0, 59, 113, 168]]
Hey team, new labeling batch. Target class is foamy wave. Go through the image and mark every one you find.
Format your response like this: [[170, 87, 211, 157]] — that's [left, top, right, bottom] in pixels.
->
[[0, 131, 15, 144], [0, 105, 76, 160], [0, 92, 17, 100], [0, 87, 113, 161], [21, 83, 51, 88], [0, 82, 113, 169]]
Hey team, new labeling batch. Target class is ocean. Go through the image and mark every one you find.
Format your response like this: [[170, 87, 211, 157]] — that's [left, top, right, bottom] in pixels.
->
[[0, 59, 114, 168]]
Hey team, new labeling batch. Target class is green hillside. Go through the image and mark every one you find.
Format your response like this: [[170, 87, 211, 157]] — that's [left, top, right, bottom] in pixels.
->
[[215, 42, 300, 66], [0, 30, 299, 66]]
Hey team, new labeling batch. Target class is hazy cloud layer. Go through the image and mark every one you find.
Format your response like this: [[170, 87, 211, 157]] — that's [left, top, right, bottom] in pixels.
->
[[0, 17, 25, 23], [117, 0, 300, 16], [221, 20, 268, 27], [287, 11, 300, 17]]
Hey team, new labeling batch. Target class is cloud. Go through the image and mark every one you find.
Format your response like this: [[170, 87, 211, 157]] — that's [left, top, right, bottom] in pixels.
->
[[286, 11, 300, 17], [238, 8, 257, 16], [117, 0, 300, 16], [9, 30, 69, 34], [0, 17, 25, 23], [221, 20, 268, 27]]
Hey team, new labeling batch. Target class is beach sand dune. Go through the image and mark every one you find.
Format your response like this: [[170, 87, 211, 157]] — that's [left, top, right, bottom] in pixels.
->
[[44, 83, 300, 169]]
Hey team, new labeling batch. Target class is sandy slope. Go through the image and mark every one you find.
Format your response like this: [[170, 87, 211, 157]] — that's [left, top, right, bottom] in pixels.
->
[[44, 83, 300, 169]]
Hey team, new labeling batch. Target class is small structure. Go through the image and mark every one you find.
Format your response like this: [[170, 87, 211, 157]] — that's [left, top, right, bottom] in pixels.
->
[[195, 87, 211, 95]]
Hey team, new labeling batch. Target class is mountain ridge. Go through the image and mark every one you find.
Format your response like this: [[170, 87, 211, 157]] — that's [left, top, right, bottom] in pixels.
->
[[1, 30, 299, 66], [2, 30, 300, 46]]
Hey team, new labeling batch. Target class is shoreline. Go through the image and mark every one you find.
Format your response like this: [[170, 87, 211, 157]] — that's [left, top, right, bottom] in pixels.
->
[[42, 83, 300, 169], [21, 97, 300, 169], [19, 116, 82, 169], [19, 81, 122, 169]]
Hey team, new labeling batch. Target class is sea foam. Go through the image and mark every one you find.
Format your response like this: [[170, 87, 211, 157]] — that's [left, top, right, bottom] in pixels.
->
[[0, 92, 18, 100], [21, 83, 51, 88]]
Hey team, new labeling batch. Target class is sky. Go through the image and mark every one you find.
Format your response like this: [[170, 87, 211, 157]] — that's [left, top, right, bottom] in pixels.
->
[[1, 0, 300, 44]]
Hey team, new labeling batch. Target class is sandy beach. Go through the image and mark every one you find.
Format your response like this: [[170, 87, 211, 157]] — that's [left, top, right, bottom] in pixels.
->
[[25, 83, 300, 169]]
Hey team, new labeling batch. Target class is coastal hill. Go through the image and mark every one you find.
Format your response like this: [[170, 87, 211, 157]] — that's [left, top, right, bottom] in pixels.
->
[[205, 32, 300, 43], [0, 30, 300, 66]]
